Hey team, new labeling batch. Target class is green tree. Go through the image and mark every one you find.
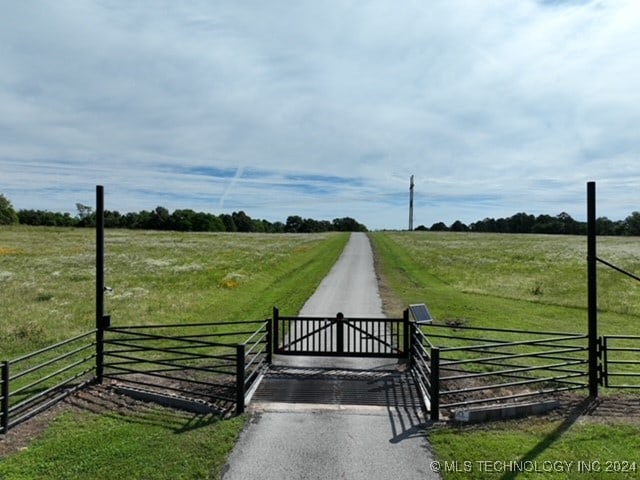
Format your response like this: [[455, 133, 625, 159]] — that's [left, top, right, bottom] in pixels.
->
[[76, 203, 95, 227], [153, 206, 171, 230], [285, 215, 303, 233], [232, 211, 253, 232], [332, 217, 367, 232], [430, 222, 448, 231], [450, 220, 469, 232], [0, 194, 19, 225], [508, 212, 536, 233], [623, 211, 640, 236], [220, 214, 236, 232]]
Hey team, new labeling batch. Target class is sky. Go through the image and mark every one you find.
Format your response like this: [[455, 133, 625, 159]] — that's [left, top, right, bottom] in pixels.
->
[[1, 0, 639, 230]]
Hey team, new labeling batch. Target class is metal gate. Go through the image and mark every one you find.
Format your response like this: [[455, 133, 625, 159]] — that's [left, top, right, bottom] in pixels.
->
[[602, 335, 640, 389], [273, 308, 409, 358]]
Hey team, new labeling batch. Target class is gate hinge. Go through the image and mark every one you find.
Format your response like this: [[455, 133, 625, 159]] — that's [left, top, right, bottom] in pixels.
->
[[597, 363, 605, 386], [596, 336, 604, 358]]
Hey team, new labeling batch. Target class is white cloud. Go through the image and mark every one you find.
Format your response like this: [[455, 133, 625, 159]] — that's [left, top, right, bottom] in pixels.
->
[[1, 0, 639, 229]]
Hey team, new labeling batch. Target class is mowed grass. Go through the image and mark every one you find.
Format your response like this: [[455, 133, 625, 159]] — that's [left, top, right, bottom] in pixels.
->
[[0, 226, 348, 479], [0, 410, 246, 480], [429, 420, 640, 480], [371, 231, 640, 480]]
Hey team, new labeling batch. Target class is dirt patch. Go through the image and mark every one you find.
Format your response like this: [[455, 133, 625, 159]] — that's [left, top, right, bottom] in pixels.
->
[[0, 375, 238, 460], [435, 369, 640, 424], [0, 384, 148, 458], [437, 374, 640, 426]]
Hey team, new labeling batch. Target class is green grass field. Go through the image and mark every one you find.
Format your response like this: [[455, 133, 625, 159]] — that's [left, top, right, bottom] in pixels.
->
[[0, 227, 348, 479], [371, 231, 640, 333], [1, 227, 349, 358], [2, 228, 640, 479], [370, 231, 640, 480]]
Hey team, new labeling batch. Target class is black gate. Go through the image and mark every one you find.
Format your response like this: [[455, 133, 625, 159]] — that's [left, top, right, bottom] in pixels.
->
[[273, 308, 409, 358], [602, 335, 640, 389]]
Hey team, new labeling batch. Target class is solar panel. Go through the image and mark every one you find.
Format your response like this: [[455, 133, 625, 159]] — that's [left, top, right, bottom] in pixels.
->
[[409, 303, 433, 323]]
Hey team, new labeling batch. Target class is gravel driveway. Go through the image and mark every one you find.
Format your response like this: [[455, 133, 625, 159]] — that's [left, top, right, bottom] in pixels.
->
[[222, 233, 439, 480]]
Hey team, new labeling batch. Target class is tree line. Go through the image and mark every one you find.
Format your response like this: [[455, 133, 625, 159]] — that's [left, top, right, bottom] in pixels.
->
[[417, 211, 640, 236], [3, 192, 640, 235], [0, 193, 367, 233]]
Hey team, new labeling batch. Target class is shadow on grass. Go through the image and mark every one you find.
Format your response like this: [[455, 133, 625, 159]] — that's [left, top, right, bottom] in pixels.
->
[[498, 396, 598, 480]]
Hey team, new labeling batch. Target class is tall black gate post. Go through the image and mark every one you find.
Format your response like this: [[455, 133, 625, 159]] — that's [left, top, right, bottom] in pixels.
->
[[402, 308, 410, 359], [96, 185, 105, 383], [587, 181, 599, 397]]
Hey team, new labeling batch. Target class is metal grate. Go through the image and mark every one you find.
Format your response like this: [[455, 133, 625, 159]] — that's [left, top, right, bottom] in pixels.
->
[[252, 367, 423, 408]]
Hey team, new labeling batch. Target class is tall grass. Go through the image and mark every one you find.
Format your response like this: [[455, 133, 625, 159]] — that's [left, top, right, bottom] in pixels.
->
[[371, 231, 640, 336], [0, 227, 348, 479], [1, 227, 349, 359]]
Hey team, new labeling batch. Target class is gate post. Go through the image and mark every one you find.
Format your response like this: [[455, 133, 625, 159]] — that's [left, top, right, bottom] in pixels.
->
[[96, 185, 105, 384], [402, 308, 410, 359], [430, 348, 440, 421], [1, 361, 9, 434], [266, 317, 273, 365], [236, 344, 246, 415], [336, 313, 345, 354], [587, 181, 598, 397]]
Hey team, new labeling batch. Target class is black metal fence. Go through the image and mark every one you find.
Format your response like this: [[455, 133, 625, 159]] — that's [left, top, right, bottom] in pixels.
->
[[103, 320, 271, 416], [1, 320, 270, 433], [411, 323, 590, 421], [3, 315, 638, 433], [1, 330, 97, 434], [408, 324, 435, 413], [602, 335, 640, 389]]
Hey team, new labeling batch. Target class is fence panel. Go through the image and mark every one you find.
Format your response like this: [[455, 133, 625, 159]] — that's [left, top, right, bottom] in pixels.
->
[[103, 320, 269, 416], [603, 335, 640, 389], [409, 324, 437, 419], [1, 330, 97, 433], [419, 323, 589, 419]]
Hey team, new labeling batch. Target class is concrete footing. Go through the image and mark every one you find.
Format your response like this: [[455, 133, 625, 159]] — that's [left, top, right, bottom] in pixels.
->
[[114, 385, 223, 415], [453, 399, 559, 423]]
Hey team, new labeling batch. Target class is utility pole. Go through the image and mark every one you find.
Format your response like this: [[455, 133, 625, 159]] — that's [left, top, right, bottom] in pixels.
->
[[408, 175, 414, 231]]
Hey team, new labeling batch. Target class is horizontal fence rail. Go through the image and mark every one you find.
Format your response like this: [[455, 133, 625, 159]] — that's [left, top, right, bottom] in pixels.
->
[[603, 335, 640, 389], [1, 330, 97, 434], [273, 309, 409, 358], [409, 324, 435, 414], [102, 320, 270, 416], [239, 319, 271, 414], [418, 323, 589, 420], [5, 314, 638, 432]]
